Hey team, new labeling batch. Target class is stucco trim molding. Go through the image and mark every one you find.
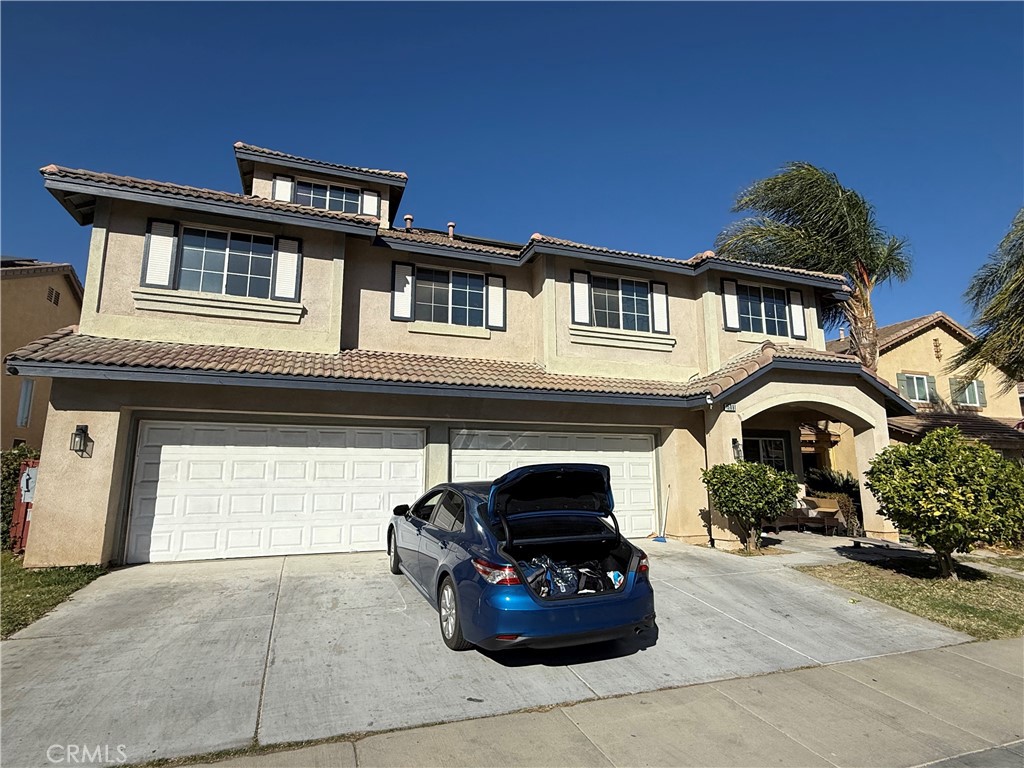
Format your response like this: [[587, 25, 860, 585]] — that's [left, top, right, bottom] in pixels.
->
[[568, 325, 677, 352], [131, 287, 305, 324], [407, 321, 491, 339]]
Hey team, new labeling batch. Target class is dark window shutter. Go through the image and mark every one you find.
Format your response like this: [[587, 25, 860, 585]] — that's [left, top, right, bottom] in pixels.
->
[[950, 377, 964, 404], [926, 375, 939, 403], [896, 373, 909, 398], [977, 380, 987, 407]]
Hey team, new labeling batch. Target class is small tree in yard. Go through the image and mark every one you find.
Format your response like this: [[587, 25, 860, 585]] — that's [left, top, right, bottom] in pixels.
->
[[702, 462, 800, 552], [866, 428, 1024, 580]]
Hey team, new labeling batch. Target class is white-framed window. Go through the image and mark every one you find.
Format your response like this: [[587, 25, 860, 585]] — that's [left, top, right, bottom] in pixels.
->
[[414, 267, 486, 327], [743, 436, 789, 471], [16, 378, 34, 428], [953, 379, 982, 407], [905, 374, 930, 403], [179, 226, 275, 299], [294, 179, 362, 213], [591, 275, 652, 332], [737, 284, 789, 336]]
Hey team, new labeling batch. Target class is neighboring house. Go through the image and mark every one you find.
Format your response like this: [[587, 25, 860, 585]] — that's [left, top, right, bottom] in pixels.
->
[[0, 257, 83, 449], [6, 142, 915, 567], [827, 312, 1024, 461]]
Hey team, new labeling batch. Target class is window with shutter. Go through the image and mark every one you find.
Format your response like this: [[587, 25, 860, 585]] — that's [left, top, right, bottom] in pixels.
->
[[141, 220, 180, 288], [272, 238, 302, 302], [391, 263, 415, 321], [486, 275, 506, 331]]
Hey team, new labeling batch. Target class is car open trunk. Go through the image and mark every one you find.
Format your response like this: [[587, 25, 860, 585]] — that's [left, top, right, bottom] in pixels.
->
[[489, 464, 636, 600]]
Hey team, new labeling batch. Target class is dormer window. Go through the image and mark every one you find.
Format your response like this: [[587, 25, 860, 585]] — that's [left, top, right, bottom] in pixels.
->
[[570, 270, 670, 334], [294, 180, 361, 214], [722, 279, 807, 340]]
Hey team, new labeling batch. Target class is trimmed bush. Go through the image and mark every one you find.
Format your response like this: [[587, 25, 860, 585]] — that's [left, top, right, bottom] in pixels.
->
[[702, 461, 800, 552], [866, 428, 1024, 579], [2, 445, 40, 550]]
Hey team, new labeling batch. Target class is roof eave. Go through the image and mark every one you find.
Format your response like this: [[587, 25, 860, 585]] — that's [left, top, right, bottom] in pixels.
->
[[376, 234, 520, 265], [3, 358, 691, 408], [43, 176, 380, 237], [233, 146, 408, 190]]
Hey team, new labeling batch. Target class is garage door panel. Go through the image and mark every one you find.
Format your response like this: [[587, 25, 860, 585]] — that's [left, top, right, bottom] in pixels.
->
[[127, 421, 425, 563], [450, 429, 658, 539]]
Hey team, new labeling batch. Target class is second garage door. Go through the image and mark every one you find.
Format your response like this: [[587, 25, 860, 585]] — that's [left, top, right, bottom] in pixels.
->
[[450, 429, 659, 538], [126, 421, 425, 563]]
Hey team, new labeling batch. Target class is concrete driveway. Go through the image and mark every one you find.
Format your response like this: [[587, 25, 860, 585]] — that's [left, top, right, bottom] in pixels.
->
[[1, 541, 968, 767]]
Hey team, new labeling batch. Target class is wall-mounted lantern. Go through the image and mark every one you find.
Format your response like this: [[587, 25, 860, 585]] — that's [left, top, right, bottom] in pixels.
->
[[731, 437, 744, 461], [70, 424, 92, 458]]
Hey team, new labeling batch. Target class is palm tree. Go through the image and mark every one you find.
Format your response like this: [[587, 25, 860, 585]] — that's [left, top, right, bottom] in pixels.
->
[[949, 207, 1024, 390], [715, 162, 911, 370]]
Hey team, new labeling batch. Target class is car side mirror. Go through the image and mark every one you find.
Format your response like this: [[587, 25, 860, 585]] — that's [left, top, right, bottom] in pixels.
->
[[393, 504, 410, 516]]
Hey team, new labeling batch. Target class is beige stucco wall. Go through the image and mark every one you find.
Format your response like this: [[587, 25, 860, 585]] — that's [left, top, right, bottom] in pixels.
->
[[877, 326, 1022, 420], [78, 200, 347, 354], [341, 239, 539, 362], [1, 272, 83, 449], [24, 377, 715, 567]]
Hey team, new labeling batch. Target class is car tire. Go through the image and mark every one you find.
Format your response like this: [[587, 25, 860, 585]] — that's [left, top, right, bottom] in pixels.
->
[[388, 531, 402, 575], [438, 576, 472, 651]]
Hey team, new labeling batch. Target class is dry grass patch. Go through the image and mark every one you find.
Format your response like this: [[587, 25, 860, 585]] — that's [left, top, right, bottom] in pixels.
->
[[1, 552, 105, 638], [798, 558, 1024, 640]]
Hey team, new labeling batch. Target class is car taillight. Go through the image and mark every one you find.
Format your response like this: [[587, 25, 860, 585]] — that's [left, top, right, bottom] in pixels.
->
[[472, 558, 521, 585], [638, 553, 649, 575]]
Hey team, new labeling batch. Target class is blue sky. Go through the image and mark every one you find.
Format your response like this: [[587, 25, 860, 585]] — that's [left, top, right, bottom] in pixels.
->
[[2, 2, 1021, 332]]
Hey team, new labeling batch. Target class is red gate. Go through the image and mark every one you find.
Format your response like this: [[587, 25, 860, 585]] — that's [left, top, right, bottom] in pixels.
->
[[10, 459, 39, 554]]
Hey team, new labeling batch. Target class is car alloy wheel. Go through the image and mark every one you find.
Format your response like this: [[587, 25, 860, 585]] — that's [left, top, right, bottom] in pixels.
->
[[438, 577, 472, 650]]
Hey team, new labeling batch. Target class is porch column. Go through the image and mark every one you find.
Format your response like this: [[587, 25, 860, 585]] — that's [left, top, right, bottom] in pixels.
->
[[703, 406, 743, 548], [425, 423, 451, 489], [854, 425, 898, 541]]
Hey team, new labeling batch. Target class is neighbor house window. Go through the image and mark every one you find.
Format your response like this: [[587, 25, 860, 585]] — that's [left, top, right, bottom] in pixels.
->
[[737, 284, 789, 336], [16, 379, 34, 428], [743, 436, 789, 471], [905, 374, 930, 403], [953, 379, 982, 407], [414, 268, 485, 327], [179, 227, 275, 299], [591, 276, 651, 332], [294, 180, 361, 213]]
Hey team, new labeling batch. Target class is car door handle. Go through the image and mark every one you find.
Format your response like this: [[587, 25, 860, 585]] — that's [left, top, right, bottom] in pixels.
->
[[438, 540, 448, 549]]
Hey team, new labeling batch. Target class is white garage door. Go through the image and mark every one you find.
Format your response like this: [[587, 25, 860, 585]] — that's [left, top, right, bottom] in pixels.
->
[[450, 429, 659, 538], [126, 421, 425, 563]]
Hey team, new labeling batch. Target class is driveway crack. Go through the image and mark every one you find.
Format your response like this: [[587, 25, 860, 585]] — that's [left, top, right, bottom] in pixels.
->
[[254, 556, 287, 744]]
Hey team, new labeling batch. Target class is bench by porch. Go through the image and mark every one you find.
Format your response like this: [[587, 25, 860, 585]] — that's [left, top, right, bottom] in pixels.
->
[[767, 497, 845, 535]]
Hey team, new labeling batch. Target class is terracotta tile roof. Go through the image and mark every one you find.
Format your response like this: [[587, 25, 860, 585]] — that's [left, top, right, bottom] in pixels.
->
[[827, 311, 975, 355], [1017, 382, 1024, 396], [5, 330, 901, 411], [233, 142, 408, 182], [40, 166, 380, 227], [380, 228, 522, 258], [528, 234, 849, 285], [5, 327, 705, 398], [888, 412, 1024, 447]]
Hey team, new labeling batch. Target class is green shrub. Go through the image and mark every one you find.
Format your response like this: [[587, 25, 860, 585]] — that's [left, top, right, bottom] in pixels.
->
[[805, 467, 860, 498], [865, 428, 1024, 578], [2, 445, 40, 550], [701, 461, 800, 552]]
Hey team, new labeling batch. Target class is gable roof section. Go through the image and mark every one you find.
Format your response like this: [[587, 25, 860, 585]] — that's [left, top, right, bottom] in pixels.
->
[[0, 259, 84, 303], [826, 311, 975, 355], [233, 143, 408, 183], [888, 412, 1024, 450], [40, 165, 380, 236], [5, 328, 911, 414]]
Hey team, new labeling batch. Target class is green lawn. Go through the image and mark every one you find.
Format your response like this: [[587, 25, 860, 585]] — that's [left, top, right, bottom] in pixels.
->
[[1, 552, 105, 638], [798, 558, 1024, 640]]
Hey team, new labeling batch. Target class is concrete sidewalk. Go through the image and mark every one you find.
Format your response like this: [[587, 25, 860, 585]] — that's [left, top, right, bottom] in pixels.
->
[[200, 637, 1024, 768]]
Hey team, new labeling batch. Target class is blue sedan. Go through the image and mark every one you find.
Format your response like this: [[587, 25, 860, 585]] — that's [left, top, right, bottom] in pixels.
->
[[387, 463, 656, 651]]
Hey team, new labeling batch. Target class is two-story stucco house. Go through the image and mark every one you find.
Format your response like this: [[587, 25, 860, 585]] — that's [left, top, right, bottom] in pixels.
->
[[6, 143, 916, 567], [1, 257, 83, 449], [828, 312, 1024, 461]]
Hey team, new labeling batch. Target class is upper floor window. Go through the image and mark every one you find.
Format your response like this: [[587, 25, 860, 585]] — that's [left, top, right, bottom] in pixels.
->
[[951, 378, 986, 407], [294, 180, 361, 213], [723, 279, 806, 340], [391, 262, 506, 331], [415, 268, 485, 327], [180, 227, 275, 299], [905, 374, 930, 403], [571, 270, 670, 334]]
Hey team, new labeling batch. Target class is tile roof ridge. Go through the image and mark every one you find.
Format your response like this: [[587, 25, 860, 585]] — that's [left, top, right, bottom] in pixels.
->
[[233, 142, 408, 180]]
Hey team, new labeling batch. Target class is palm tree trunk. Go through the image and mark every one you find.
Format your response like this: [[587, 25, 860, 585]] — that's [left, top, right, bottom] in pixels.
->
[[844, 288, 878, 370]]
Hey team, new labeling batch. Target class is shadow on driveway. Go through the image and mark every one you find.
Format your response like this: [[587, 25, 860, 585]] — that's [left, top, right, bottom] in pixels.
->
[[480, 623, 659, 667]]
